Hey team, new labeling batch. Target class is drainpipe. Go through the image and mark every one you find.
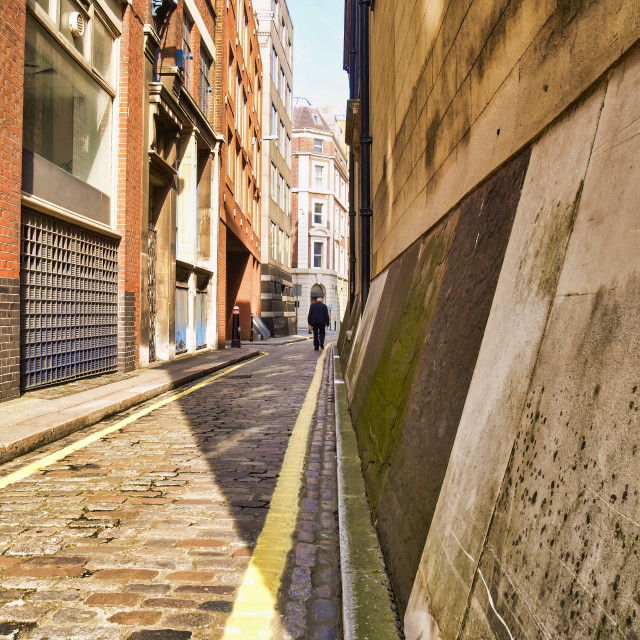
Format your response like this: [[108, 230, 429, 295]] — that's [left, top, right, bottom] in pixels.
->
[[358, 0, 372, 309], [348, 0, 357, 310]]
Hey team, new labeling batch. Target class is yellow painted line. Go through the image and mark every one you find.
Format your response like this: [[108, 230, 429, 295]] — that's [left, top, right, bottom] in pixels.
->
[[222, 346, 330, 640], [0, 353, 268, 490]]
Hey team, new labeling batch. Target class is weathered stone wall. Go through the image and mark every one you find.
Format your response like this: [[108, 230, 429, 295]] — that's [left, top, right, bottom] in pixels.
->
[[341, 32, 640, 640], [369, 0, 640, 276]]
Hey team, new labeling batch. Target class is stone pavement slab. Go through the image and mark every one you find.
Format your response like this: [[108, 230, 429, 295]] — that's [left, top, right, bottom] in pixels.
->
[[0, 348, 260, 466]]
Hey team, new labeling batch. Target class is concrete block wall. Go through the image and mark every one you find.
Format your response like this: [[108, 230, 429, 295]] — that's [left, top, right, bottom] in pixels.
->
[[341, 36, 640, 640]]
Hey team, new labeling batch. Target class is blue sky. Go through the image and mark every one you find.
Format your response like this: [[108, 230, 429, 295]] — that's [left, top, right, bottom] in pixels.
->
[[288, 0, 349, 116]]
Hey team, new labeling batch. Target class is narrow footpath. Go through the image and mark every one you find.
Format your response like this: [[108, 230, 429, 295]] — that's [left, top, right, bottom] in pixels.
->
[[0, 340, 342, 640]]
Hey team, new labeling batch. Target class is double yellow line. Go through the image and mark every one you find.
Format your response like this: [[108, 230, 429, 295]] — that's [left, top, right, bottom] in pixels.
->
[[221, 346, 328, 639], [0, 353, 267, 490]]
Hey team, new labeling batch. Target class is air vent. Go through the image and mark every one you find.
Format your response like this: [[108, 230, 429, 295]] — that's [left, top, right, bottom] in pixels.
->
[[69, 12, 85, 37]]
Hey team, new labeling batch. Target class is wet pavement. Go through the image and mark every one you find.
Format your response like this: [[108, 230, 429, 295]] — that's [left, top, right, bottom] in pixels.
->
[[0, 340, 340, 639]]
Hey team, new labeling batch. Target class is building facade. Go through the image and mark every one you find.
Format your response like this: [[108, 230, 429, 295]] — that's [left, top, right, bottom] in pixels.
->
[[292, 105, 348, 333], [0, 0, 228, 401], [341, 0, 640, 638], [142, 0, 222, 366], [1, 0, 141, 399], [255, 0, 295, 337], [214, 0, 262, 343]]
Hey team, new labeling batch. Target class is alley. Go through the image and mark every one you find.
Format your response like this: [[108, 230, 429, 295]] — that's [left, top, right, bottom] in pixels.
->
[[0, 341, 341, 640]]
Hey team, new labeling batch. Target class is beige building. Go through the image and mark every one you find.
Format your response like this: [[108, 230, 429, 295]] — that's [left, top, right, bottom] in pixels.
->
[[255, 0, 295, 336], [341, 0, 640, 638], [292, 105, 348, 333]]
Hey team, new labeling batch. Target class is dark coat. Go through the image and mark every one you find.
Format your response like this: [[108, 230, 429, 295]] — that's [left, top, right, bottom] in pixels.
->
[[308, 300, 330, 327]]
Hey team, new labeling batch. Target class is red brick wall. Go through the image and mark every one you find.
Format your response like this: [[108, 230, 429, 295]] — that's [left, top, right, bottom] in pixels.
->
[[116, 2, 145, 372], [215, 0, 263, 346], [0, 0, 25, 400]]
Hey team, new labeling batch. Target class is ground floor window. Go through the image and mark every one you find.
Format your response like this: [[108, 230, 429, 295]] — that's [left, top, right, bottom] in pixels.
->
[[313, 241, 323, 268], [20, 210, 118, 390]]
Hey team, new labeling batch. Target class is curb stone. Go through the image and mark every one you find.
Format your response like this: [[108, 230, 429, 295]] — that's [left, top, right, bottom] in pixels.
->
[[332, 348, 402, 639], [0, 351, 261, 466]]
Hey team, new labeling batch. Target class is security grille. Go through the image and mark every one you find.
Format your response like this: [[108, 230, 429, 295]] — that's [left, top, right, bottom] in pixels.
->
[[20, 210, 119, 390]]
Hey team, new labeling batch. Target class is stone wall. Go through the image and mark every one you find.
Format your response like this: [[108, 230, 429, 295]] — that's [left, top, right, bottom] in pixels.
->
[[341, 37, 640, 640], [368, 0, 640, 276]]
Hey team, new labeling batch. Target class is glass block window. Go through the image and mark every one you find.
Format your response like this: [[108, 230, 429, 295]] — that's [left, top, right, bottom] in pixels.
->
[[20, 210, 118, 389]]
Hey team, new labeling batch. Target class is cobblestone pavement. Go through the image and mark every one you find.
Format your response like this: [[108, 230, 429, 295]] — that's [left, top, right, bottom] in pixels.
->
[[0, 341, 341, 640], [277, 349, 341, 640]]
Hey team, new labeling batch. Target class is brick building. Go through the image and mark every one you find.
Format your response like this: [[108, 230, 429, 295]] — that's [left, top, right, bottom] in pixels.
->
[[292, 104, 348, 333], [213, 0, 262, 343], [254, 0, 295, 337], [0, 0, 224, 400]]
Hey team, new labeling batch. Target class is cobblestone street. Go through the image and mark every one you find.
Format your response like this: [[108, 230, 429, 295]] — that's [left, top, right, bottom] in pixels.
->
[[0, 341, 341, 640]]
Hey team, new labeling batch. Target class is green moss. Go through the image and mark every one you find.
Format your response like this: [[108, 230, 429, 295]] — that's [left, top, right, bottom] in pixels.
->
[[354, 217, 458, 517], [537, 180, 583, 298]]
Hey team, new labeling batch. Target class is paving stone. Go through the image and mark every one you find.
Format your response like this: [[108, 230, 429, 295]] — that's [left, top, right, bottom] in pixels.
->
[[51, 607, 100, 623], [0, 602, 51, 622], [108, 610, 163, 625], [314, 599, 340, 622], [161, 611, 212, 628], [29, 590, 84, 601], [141, 598, 195, 609], [84, 592, 141, 606], [126, 632, 192, 640], [0, 622, 28, 640], [198, 600, 233, 612]]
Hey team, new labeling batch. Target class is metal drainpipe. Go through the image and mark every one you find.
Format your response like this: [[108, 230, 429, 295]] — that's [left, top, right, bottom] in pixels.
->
[[348, 0, 357, 310], [358, 0, 372, 310]]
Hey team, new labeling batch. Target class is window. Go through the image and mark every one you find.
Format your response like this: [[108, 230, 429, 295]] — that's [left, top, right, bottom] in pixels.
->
[[278, 173, 284, 209], [271, 162, 277, 200], [313, 114, 321, 124], [243, 92, 248, 142], [228, 48, 234, 94], [243, 12, 248, 55], [271, 46, 277, 84], [200, 47, 212, 117], [270, 221, 277, 260], [271, 103, 277, 137], [281, 19, 286, 44], [314, 138, 323, 154], [278, 227, 284, 264], [335, 241, 339, 271], [23, 13, 113, 196], [236, 70, 242, 118], [93, 17, 115, 84], [313, 242, 323, 269], [235, 147, 241, 201], [272, 0, 278, 22], [286, 134, 291, 162], [228, 129, 234, 177], [286, 83, 291, 114], [182, 14, 193, 91], [313, 202, 324, 225], [285, 234, 291, 267], [314, 165, 324, 189], [280, 66, 285, 99], [285, 183, 290, 216], [279, 120, 285, 152]]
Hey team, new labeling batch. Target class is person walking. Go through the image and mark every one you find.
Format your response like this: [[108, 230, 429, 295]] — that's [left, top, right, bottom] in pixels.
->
[[308, 296, 330, 351]]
